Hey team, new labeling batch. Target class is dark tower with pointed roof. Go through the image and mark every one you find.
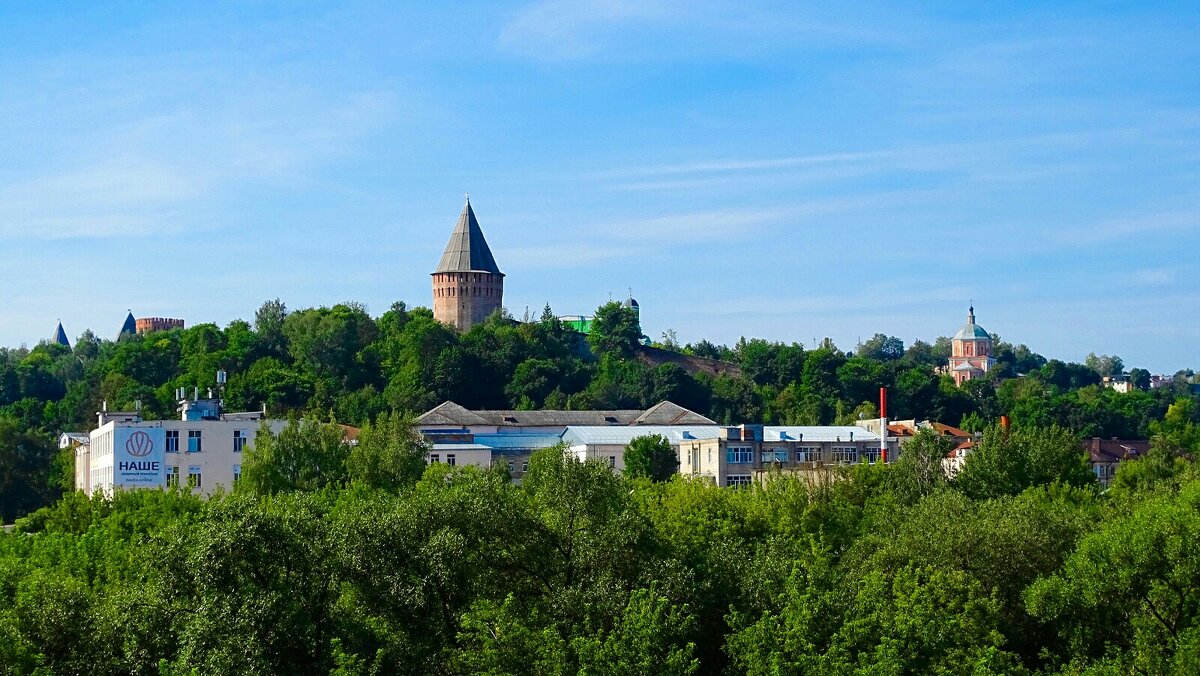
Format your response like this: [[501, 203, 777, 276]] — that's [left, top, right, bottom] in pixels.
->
[[432, 198, 504, 331], [117, 311, 137, 340], [52, 321, 70, 348]]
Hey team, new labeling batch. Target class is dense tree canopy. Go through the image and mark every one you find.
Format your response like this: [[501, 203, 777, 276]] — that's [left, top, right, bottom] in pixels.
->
[[3, 420, 1200, 673]]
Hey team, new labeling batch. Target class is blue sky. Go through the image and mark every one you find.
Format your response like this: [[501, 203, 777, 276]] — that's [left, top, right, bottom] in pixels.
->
[[1, 1, 1197, 372]]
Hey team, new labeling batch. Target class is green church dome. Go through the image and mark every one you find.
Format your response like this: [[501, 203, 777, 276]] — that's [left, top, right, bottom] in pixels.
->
[[953, 306, 990, 341]]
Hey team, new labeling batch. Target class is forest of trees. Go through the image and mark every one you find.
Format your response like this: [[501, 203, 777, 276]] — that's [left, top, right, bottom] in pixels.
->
[[1, 298, 1196, 523], [1, 402, 1200, 674]]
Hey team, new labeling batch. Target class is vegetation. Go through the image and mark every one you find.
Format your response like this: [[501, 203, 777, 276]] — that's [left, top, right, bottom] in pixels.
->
[[623, 433, 678, 482], [2, 411, 1200, 674], [1, 298, 1196, 522]]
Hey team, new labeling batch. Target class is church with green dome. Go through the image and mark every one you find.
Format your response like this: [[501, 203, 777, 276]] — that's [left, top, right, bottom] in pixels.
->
[[947, 306, 995, 385]]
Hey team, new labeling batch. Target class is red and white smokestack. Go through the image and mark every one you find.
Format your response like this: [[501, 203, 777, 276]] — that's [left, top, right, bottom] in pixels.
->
[[879, 387, 888, 463]]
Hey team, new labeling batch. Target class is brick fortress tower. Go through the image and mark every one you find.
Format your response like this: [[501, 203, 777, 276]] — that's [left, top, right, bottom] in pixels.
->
[[432, 197, 504, 331]]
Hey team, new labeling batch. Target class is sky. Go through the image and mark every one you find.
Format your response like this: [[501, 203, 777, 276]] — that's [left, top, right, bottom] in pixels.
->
[[1, 1, 1197, 373]]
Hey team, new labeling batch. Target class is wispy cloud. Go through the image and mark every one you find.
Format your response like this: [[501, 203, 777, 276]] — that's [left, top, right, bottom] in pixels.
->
[[498, 0, 676, 58], [1052, 210, 1200, 246], [0, 73, 395, 240], [495, 206, 787, 269], [498, 0, 908, 60]]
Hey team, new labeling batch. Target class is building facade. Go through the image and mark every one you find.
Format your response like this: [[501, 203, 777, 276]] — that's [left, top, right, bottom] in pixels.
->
[[432, 198, 504, 331], [136, 317, 186, 334], [948, 306, 996, 385], [675, 425, 887, 487], [76, 398, 285, 497]]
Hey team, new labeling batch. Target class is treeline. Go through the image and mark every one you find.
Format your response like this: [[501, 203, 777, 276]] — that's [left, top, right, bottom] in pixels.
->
[[0, 299, 1195, 521], [2, 405, 1200, 674]]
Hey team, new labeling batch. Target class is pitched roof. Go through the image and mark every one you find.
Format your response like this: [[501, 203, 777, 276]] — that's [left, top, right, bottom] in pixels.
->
[[929, 422, 971, 438], [634, 401, 717, 426], [476, 409, 645, 426], [52, 321, 70, 347], [417, 401, 490, 427], [434, 200, 502, 275], [1086, 438, 1150, 463], [117, 311, 137, 339]]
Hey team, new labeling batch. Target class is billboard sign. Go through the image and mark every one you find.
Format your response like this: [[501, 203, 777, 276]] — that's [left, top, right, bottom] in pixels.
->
[[113, 427, 166, 488]]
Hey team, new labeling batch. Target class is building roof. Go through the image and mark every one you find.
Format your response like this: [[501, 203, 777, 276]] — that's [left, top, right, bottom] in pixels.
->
[[765, 426, 881, 443], [118, 311, 137, 339], [52, 321, 70, 347], [953, 306, 991, 341], [416, 400, 713, 428], [475, 409, 646, 426], [927, 422, 971, 438], [633, 401, 717, 426], [59, 432, 90, 447], [563, 426, 724, 446], [953, 362, 981, 371], [1086, 438, 1150, 463], [434, 199, 502, 275], [418, 401, 492, 426]]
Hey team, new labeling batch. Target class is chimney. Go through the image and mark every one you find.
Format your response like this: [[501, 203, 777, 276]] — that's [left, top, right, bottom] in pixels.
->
[[879, 387, 888, 463]]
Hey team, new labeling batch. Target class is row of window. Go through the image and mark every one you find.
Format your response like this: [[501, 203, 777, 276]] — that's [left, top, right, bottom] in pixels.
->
[[164, 429, 249, 453], [725, 446, 868, 465], [165, 464, 241, 488], [428, 456, 538, 473], [720, 444, 873, 465], [435, 286, 499, 298]]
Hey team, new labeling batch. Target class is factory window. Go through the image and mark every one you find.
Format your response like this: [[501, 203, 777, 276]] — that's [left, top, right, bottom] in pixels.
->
[[234, 430, 247, 453], [233, 464, 241, 484], [167, 466, 180, 487], [726, 447, 753, 464], [187, 430, 202, 453], [862, 448, 881, 464], [608, 456, 616, 468], [832, 447, 858, 464], [795, 446, 820, 462], [521, 461, 529, 472], [165, 430, 179, 453], [446, 454, 456, 466], [187, 466, 202, 488], [507, 461, 515, 472], [761, 449, 788, 464], [725, 475, 753, 489], [429, 454, 440, 464]]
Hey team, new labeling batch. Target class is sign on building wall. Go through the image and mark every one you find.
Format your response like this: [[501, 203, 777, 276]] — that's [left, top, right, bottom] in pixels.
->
[[113, 427, 166, 488]]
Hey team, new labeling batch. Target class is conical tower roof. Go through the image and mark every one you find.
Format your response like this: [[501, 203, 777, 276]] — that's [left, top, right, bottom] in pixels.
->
[[434, 199, 502, 275], [118, 311, 137, 339], [52, 321, 70, 347]]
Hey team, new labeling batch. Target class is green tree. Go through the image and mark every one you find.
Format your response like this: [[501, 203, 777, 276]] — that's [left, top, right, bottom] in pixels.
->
[[887, 428, 953, 504], [1027, 483, 1200, 673], [955, 425, 1095, 500], [239, 416, 349, 494], [623, 434, 678, 482], [345, 412, 428, 492], [588, 302, 641, 358], [0, 416, 60, 522]]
